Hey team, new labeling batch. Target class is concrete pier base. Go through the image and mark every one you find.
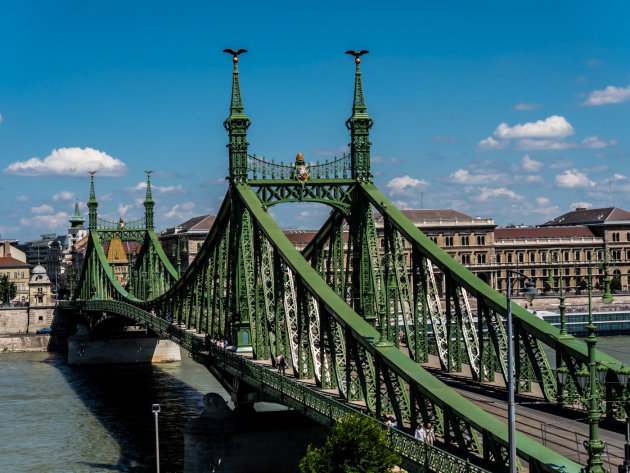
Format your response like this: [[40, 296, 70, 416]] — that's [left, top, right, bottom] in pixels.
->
[[67, 326, 181, 365], [183, 394, 328, 473]]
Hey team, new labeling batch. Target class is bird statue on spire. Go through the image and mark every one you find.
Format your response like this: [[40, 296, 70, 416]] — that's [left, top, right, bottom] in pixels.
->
[[223, 48, 248, 63], [345, 49, 369, 63]]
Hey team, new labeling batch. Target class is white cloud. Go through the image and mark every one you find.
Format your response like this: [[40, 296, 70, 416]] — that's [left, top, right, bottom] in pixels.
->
[[570, 201, 593, 210], [536, 197, 551, 206], [555, 169, 595, 189], [31, 204, 54, 214], [386, 175, 428, 194], [580, 136, 618, 149], [164, 202, 195, 219], [0, 113, 3, 124], [514, 103, 541, 111], [514, 139, 572, 151], [475, 187, 524, 202], [582, 84, 630, 106], [494, 115, 575, 140], [100, 192, 114, 201], [15, 195, 29, 202], [477, 136, 507, 151], [20, 212, 69, 230], [52, 190, 75, 201], [130, 182, 186, 194], [521, 155, 543, 172], [118, 204, 133, 216], [449, 169, 507, 185], [524, 175, 544, 184], [4, 147, 128, 176]]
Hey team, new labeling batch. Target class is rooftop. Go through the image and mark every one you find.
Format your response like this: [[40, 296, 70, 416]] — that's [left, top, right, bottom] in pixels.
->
[[495, 226, 597, 240], [540, 207, 630, 227]]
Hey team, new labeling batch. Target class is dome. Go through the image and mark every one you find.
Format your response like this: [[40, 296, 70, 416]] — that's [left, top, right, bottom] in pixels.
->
[[30, 265, 50, 283]]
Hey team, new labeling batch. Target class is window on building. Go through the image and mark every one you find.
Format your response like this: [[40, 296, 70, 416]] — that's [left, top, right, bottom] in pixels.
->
[[380, 238, 385, 248], [518, 253, 524, 263], [20, 283, 25, 290], [627, 232, 630, 242], [574, 251, 580, 261], [563, 251, 570, 262], [461, 254, 471, 264], [13, 272, 17, 278], [541, 252, 547, 262], [553, 269, 559, 276], [507, 253, 513, 263], [476, 253, 486, 264], [496, 254, 501, 264], [627, 250, 630, 260], [612, 249, 622, 260], [430, 236, 438, 244], [445, 236, 454, 246], [476, 235, 485, 245], [529, 252, 535, 262], [575, 268, 581, 275], [612, 232, 620, 242], [461, 235, 470, 246], [38, 287, 43, 293], [586, 250, 592, 260]]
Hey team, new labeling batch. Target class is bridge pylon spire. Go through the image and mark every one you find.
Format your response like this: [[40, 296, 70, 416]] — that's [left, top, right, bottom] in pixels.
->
[[87, 171, 98, 231], [144, 170, 154, 231], [345, 50, 373, 181], [223, 48, 251, 183]]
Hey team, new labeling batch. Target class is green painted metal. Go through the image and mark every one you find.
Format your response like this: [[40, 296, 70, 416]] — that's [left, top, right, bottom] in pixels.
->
[[66, 51, 630, 473], [60, 299, 495, 473]]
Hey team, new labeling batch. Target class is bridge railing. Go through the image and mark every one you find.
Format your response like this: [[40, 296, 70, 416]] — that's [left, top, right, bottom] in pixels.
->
[[62, 299, 491, 473]]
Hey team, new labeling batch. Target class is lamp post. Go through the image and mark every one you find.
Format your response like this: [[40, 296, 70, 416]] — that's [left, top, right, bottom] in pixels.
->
[[618, 365, 630, 473], [506, 269, 538, 473], [575, 249, 614, 473], [546, 249, 568, 337], [172, 236, 188, 278], [152, 403, 161, 473]]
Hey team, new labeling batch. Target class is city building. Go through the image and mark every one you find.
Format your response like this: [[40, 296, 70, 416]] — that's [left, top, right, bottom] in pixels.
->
[[159, 214, 216, 274], [0, 241, 31, 302]]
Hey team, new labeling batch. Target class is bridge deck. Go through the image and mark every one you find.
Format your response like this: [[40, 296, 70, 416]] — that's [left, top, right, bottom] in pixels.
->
[[416, 357, 627, 472]]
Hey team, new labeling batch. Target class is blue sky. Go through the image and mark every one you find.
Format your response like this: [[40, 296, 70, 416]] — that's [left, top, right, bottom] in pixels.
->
[[1, 1, 629, 242]]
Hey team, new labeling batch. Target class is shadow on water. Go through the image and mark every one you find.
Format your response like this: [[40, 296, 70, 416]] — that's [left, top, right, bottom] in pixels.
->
[[48, 351, 217, 473]]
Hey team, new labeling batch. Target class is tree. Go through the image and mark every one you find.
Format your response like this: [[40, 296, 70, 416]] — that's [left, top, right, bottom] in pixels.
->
[[299, 414, 401, 473], [0, 274, 17, 303], [543, 282, 552, 293]]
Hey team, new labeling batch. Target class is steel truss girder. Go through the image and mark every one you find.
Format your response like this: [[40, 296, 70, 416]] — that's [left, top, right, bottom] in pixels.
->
[[250, 180, 355, 215]]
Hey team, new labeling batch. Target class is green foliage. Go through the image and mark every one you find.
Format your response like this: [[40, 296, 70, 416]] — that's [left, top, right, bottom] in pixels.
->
[[299, 414, 401, 473], [543, 282, 552, 293], [579, 279, 588, 290], [0, 274, 17, 303], [611, 277, 622, 291]]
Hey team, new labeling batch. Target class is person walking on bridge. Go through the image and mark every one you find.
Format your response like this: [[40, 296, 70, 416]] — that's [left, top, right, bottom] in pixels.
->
[[414, 423, 426, 442], [276, 353, 287, 375]]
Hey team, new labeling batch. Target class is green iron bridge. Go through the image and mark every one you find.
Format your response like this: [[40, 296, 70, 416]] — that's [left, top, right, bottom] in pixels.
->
[[59, 52, 629, 473]]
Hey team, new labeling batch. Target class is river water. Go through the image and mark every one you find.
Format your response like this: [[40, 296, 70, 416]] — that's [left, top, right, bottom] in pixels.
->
[[0, 351, 225, 473], [1, 336, 629, 473]]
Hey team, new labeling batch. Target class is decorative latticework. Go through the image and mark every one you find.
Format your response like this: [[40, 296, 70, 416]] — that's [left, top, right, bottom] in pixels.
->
[[62, 51, 630, 473]]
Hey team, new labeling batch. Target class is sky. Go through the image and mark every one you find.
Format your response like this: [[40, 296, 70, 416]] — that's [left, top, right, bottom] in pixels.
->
[[1, 1, 629, 242]]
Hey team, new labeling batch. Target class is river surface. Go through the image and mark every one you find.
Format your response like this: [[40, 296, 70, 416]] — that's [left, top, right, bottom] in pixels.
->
[[1, 336, 629, 473], [0, 350, 227, 473]]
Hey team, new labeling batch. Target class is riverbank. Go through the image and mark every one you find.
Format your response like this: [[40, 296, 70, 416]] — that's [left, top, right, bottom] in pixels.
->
[[0, 333, 54, 352]]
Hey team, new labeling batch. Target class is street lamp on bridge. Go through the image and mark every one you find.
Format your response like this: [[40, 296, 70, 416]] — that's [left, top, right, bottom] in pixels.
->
[[574, 249, 614, 473], [505, 269, 538, 473]]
